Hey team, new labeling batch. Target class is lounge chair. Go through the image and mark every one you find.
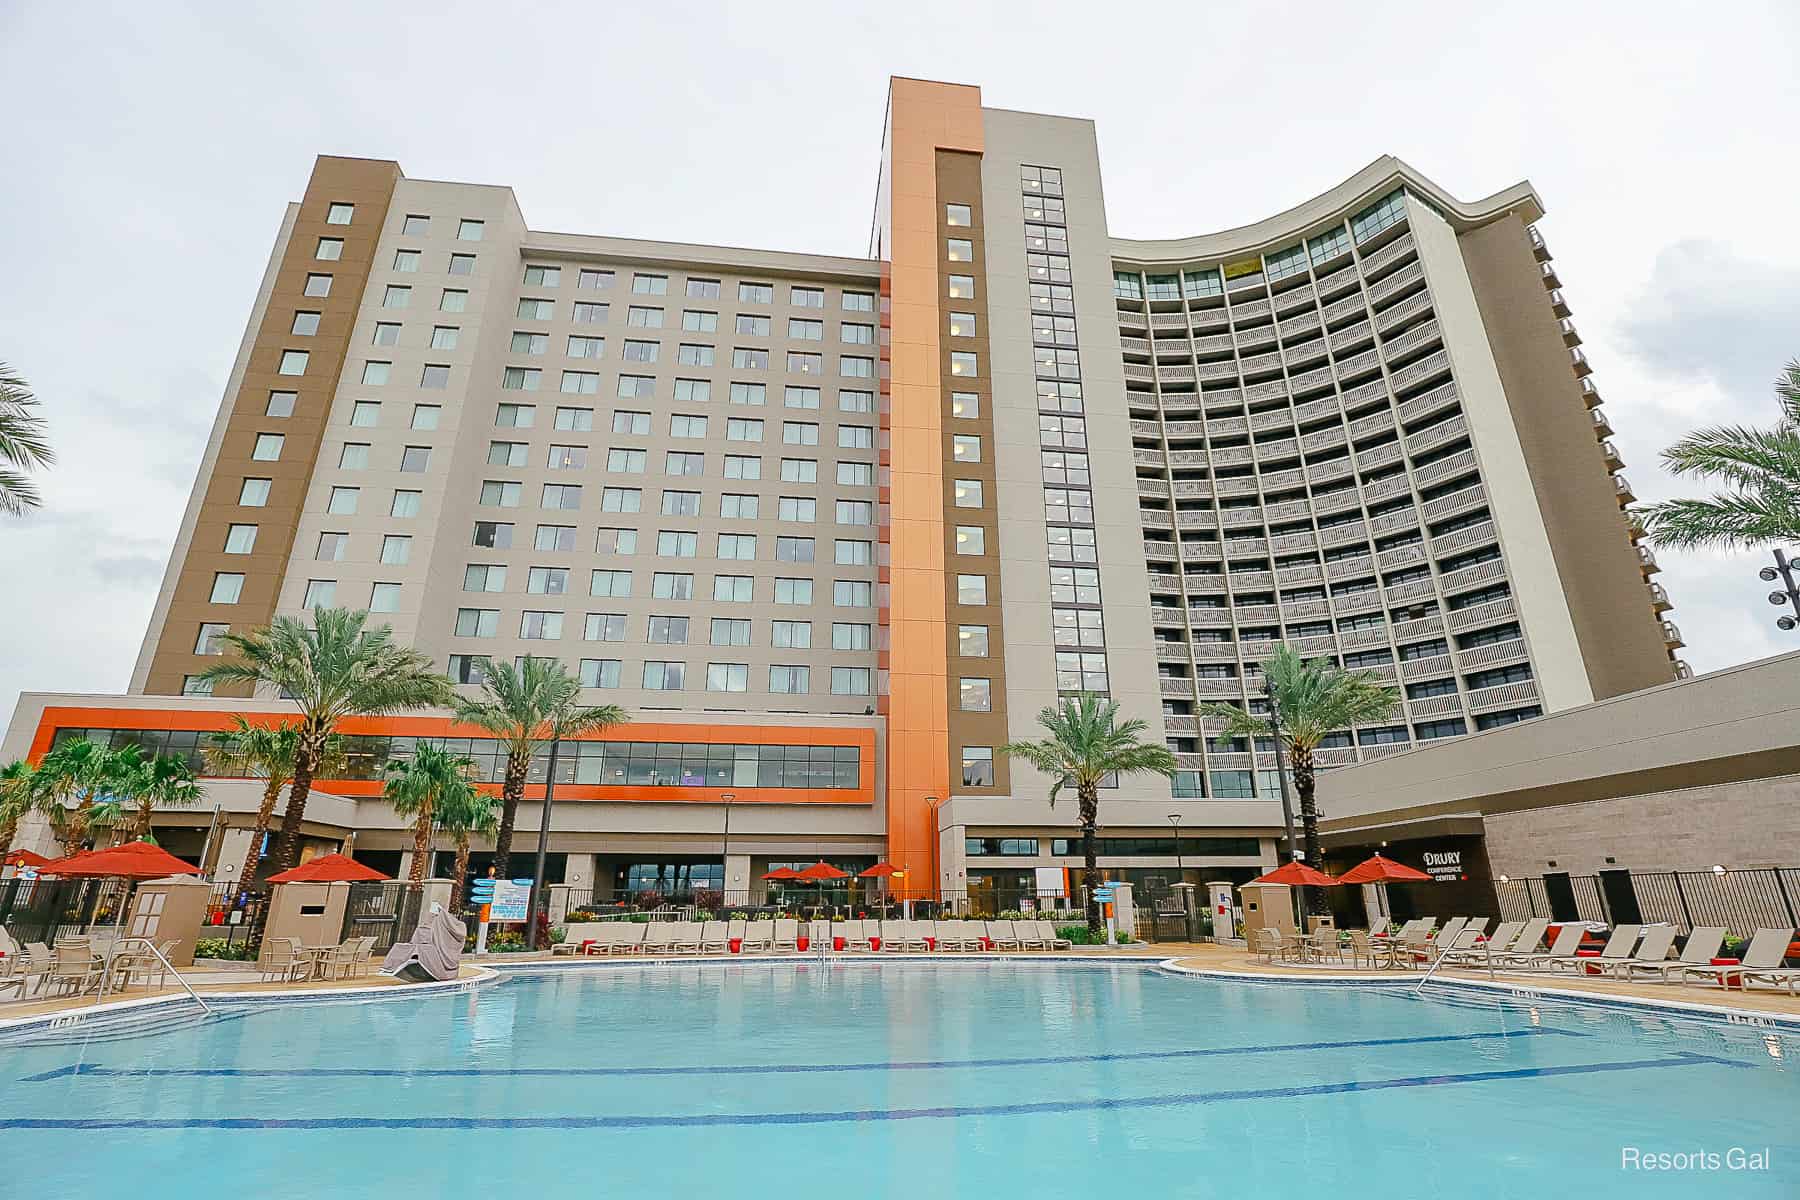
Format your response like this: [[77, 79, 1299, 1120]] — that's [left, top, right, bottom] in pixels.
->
[[740, 921, 774, 954], [1680, 927, 1794, 991], [641, 923, 680, 955], [599, 924, 643, 955], [1032, 920, 1073, 950], [1596, 925, 1679, 979], [1015, 922, 1053, 951], [701, 921, 730, 955], [987, 921, 1023, 952], [1494, 923, 1585, 970], [771, 919, 798, 953], [1547, 924, 1642, 975], [553, 922, 603, 956], [879, 920, 921, 951], [1494, 917, 1551, 959], [1439, 920, 1525, 966], [808, 919, 832, 950], [672, 923, 704, 955], [929, 921, 965, 951], [1616, 926, 1725, 983], [844, 920, 875, 951]]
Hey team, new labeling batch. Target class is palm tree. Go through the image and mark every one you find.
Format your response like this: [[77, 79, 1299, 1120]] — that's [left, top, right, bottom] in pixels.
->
[[0, 361, 54, 517], [26, 738, 125, 854], [383, 743, 477, 886], [204, 719, 346, 890], [999, 695, 1178, 936], [1637, 359, 1800, 551], [93, 746, 203, 842], [435, 780, 498, 910], [451, 657, 626, 878], [1199, 646, 1399, 904], [198, 606, 453, 874], [0, 759, 36, 851]]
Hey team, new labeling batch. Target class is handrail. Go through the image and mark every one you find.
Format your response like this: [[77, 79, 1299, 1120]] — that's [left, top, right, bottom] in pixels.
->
[[94, 938, 212, 1016], [1413, 932, 1498, 993]]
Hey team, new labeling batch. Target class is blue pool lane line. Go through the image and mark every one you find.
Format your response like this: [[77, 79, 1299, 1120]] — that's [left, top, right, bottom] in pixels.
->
[[0, 1052, 1747, 1131], [21, 1026, 1581, 1083]]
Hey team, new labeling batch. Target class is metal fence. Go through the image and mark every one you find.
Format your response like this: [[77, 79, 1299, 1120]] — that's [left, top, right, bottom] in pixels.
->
[[198, 883, 270, 955], [342, 881, 427, 954], [0, 877, 134, 946], [1496, 867, 1800, 935]]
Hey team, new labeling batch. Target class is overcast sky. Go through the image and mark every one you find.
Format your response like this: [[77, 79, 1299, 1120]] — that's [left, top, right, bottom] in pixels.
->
[[2, 2, 1797, 722]]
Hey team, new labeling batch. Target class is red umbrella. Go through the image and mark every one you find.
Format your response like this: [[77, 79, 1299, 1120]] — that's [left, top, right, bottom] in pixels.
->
[[858, 863, 900, 878], [266, 852, 391, 884], [1251, 861, 1340, 888], [762, 867, 802, 881], [3, 849, 51, 869], [1337, 853, 1430, 885], [40, 840, 200, 879], [796, 860, 849, 882]]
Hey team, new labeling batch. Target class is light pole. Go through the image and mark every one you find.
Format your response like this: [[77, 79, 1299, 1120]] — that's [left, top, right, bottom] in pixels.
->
[[1760, 550, 1800, 631], [719, 793, 735, 903], [923, 795, 944, 919], [525, 734, 562, 950], [1167, 812, 1184, 883], [1263, 677, 1301, 862]]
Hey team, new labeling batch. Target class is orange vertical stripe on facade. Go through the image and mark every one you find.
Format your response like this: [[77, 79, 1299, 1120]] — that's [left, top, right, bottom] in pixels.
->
[[881, 79, 984, 898]]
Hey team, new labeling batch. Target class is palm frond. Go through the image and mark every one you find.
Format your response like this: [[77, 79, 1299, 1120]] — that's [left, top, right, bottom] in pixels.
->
[[1638, 493, 1800, 552], [0, 362, 52, 517]]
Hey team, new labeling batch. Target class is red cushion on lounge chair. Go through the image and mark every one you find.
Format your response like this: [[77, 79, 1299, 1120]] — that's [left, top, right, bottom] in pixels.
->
[[580, 939, 596, 948], [1574, 949, 1600, 957], [1710, 957, 1740, 966]]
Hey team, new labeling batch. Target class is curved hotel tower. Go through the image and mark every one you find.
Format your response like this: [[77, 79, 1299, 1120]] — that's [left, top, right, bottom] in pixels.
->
[[3, 79, 1680, 906]]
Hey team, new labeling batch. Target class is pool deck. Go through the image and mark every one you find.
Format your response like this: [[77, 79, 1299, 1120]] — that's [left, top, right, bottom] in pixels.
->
[[3, 942, 1796, 1028]]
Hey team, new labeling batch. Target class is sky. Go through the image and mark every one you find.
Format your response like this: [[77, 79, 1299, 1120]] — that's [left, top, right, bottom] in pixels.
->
[[1, 1, 1797, 723]]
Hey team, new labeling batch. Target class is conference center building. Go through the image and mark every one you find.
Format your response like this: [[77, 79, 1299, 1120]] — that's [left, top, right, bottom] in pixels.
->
[[0, 78, 1684, 908]]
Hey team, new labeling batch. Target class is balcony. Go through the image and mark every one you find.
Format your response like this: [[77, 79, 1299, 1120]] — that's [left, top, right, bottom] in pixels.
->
[[1159, 364, 1199, 386], [1581, 377, 1601, 408], [1407, 414, 1469, 456], [1388, 350, 1453, 395], [1456, 637, 1530, 670], [1569, 347, 1592, 378], [1431, 518, 1497, 556], [1154, 641, 1190, 663], [1674, 659, 1694, 680], [1548, 288, 1570, 318], [1142, 540, 1177, 562], [1154, 339, 1193, 361], [1412, 448, 1479, 489], [1448, 597, 1517, 632], [1139, 509, 1173, 530], [1614, 474, 1635, 504], [1159, 677, 1195, 699], [1559, 318, 1581, 348], [1402, 653, 1453, 680], [1137, 477, 1169, 498], [1367, 261, 1425, 306], [1528, 225, 1550, 261], [1541, 260, 1560, 289], [1124, 363, 1155, 383], [1408, 693, 1465, 719], [1119, 336, 1152, 358], [1649, 582, 1672, 612], [1380, 319, 1443, 364], [1591, 408, 1612, 437], [1359, 232, 1418, 277], [1467, 679, 1540, 710], [1601, 440, 1624, 469], [1207, 414, 1249, 436], [1420, 483, 1486, 521], [1320, 291, 1368, 325], [1374, 289, 1432, 334], [1134, 448, 1166, 469], [1637, 544, 1660, 574]]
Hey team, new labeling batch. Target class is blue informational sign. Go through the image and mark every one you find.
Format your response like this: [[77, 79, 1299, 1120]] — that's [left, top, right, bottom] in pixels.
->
[[489, 879, 532, 922], [469, 878, 496, 902]]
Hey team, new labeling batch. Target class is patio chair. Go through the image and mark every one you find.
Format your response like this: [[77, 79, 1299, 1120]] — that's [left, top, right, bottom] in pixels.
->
[[671, 922, 705, 955], [1014, 922, 1052, 951], [608, 924, 648, 955], [1617, 927, 1725, 983], [843, 920, 874, 951], [724, 919, 747, 952], [700, 921, 730, 955], [1439, 920, 1525, 967], [18, 943, 54, 994], [1547, 924, 1642, 975], [772, 919, 799, 953], [987, 921, 1023, 952], [319, 938, 364, 982], [1494, 923, 1586, 970], [640, 923, 679, 955], [809, 919, 832, 950], [1032, 920, 1073, 950], [739, 921, 774, 954], [1343, 929, 1381, 969], [1595, 925, 1679, 980], [46, 941, 104, 996], [1420, 917, 1470, 961], [552, 922, 601, 956], [1679, 927, 1794, 992], [259, 937, 311, 984], [1252, 928, 1284, 964]]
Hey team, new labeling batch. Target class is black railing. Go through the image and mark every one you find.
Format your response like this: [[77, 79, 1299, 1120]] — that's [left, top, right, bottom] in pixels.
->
[[1496, 867, 1800, 934]]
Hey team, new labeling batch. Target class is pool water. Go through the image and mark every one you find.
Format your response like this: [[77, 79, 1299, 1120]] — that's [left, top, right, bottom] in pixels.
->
[[2, 962, 1796, 1197]]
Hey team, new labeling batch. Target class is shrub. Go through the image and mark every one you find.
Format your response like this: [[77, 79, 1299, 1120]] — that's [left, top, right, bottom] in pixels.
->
[[194, 937, 256, 961], [691, 888, 723, 913]]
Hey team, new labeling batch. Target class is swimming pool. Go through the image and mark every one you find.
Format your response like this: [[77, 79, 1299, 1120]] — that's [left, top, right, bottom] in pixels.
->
[[2, 961, 1795, 1197]]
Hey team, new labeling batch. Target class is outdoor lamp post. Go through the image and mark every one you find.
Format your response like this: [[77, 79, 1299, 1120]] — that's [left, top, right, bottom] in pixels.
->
[[719, 793, 735, 902], [1167, 812, 1184, 882], [1761, 550, 1800, 631], [924, 795, 944, 918], [1262, 678, 1301, 861]]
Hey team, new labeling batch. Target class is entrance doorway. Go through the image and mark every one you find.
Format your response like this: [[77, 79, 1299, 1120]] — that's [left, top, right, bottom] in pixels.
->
[[1542, 872, 1578, 922], [1598, 869, 1640, 925]]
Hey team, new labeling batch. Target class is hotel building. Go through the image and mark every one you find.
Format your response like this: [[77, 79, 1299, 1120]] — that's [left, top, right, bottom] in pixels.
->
[[1, 79, 1682, 907]]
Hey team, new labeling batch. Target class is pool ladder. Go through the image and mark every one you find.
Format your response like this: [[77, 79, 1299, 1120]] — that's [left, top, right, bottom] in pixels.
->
[[1413, 935, 1498, 994]]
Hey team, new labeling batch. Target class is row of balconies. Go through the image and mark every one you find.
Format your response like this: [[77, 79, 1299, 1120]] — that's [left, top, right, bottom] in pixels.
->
[[1141, 517, 1499, 596]]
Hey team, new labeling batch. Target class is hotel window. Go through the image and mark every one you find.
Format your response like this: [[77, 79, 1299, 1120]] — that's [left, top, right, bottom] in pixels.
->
[[523, 265, 561, 287], [1056, 651, 1108, 692], [430, 326, 458, 351], [393, 249, 421, 273], [781, 458, 817, 483], [714, 575, 754, 603], [542, 483, 582, 510], [569, 335, 604, 358], [783, 422, 819, 446], [736, 314, 772, 337], [836, 500, 873, 526], [951, 392, 979, 419], [952, 434, 982, 462], [399, 446, 431, 472], [1351, 189, 1406, 242], [479, 481, 521, 507], [579, 269, 614, 290], [304, 273, 332, 297], [739, 282, 774, 304], [351, 402, 384, 429], [769, 665, 810, 694], [520, 612, 563, 640], [572, 301, 608, 324], [291, 311, 320, 336], [775, 536, 814, 563], [339, 443, 370, 470], [419, 364, 450, 388], [195, 623, 229, 656], [774, 578, 813, 605], [223, 524, 257, 554], [662, 490, 701, 516], [958, 624, 989, 657], [327, 486, 359, 515], [955, 526, 985, 555], [957, 574, 988, 605], [1053, 609, 1104, 648], [771, 619, 811, 648], [785, 386, 821, 410], [950, 352, 978, 378], [642, 661, 686, 690], [579, 659, 621, 688], [837, 462, 874, 486], [791, 286, 825, 308], [682, 310, 718, 333], [300, 580, 334, 608], [729, 382, 766, 406], [945, 203, 973, 227], [447, 255, 475, 277], [961, 747, 994, 787], [601, 487, 642, 513], [670, 414, 707, 439], [369, 583, 401, 613], [840, 356, 873, 378], [788, 318, 823, 341], [383, 285, 412, 309], [595, 527, 637, 554], [838, 389, 873, 413], [402, 214, 429, 234], [717, 533, 757, 561], [778, 496, 815, 522], [665, 451, 704, 476], [948, 275, 975, 299], [1415, 719, 1467, 741], [488, 441, 527, 467], [687, 278, 722, 299], [627, 305, 664, 328], [677, 343, 714, 367], [527, 568, 570, 596], [509, 332, 547, 355], [517, 298, 554, 321], [555, 406, 594, 431], [954, 479, 983, 508], [727, 418, 764, 442], [958, 678, 992, 711], [251, 433, 284, 461], [834, 539, 872, 566], [448, 655, 492, 685], [278, 350, 309, 376], [315, 237, 343, 260], [947, 239, 973, 262], [326, 203, 354, 224], [547, 445, 587, 470], [266, 391, 297, 418], [633, 274, 668, 295], [586, 613, 627, 642], [456, 219, 484, 241], [831, 622, 872, 651], [454, 609, 499, 638], [560, 371, 600, 395], [440, 289, 468, 311], [706, 663, 749, 693], [832, 667, 872, 696], [617, 375, 655, 398], [657, 531, 699, 558], [711, 618, 752, 646], [612, 411, 651, 436], [721, 493, 760, 519], [1050, 566, 1101, 604], [838, 425, 874, 450], [591, 569, 632, 597], [843, 291, 874, 312], [536, 524, 577, 552], [391, 490, 422, 517], [653, 572, 695, 600], [948, 312, 976, 338], [733, 347, 769, 369], [834, 580, 873, 607], [381, 535, 411, 565]]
